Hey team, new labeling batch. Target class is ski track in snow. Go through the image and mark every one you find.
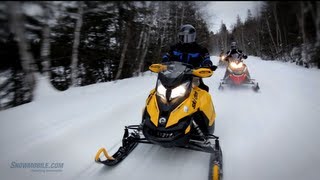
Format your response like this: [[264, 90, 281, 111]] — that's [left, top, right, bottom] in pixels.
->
[[0, 56, 320, 180]]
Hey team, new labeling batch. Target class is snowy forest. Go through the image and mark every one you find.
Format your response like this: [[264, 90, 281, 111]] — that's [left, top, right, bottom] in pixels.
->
[[0, 1, 319, 110]]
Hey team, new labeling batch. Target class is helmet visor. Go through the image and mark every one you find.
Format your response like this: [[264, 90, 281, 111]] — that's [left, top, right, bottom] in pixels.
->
[[178, 32, 195, 43]]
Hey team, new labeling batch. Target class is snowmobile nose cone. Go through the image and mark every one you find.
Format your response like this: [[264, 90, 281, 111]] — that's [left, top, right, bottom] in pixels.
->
[[159, 117, 167, 125]]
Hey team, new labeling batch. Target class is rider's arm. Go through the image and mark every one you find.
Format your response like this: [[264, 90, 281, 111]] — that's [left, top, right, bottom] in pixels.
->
[[201, 48, 217, 71], [224, 50, 231, 61], [237, 50, 247, 59], [162, 46, 174, 62], [162, 52, 170, 62], [201, 48, 213, 67]]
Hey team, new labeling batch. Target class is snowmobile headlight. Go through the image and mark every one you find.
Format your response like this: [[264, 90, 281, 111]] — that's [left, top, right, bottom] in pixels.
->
[[230, 62, 243, 69], [156, 80, 166, 100], [170, 82, 189, 100]]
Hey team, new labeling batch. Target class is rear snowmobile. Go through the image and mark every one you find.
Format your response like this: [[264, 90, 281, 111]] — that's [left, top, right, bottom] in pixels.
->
[[95, 61, 223, 180], [218, 54, 259, 91]]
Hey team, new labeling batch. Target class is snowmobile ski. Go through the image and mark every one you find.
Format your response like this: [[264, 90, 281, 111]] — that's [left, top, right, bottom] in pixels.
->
[[95, 127, 139, 166], [208, 138, 223, 180]]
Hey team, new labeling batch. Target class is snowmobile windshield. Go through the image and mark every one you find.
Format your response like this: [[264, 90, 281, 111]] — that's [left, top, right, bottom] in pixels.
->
[[229, 53, 241, 62], [158, 61, 193, 89]]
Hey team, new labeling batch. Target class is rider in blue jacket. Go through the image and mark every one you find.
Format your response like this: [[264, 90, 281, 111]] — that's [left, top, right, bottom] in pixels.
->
[[162, 24, 216, 92]]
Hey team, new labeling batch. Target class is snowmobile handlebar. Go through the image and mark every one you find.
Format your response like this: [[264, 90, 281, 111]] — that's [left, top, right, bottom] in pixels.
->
[[149, 63, 215, 78]]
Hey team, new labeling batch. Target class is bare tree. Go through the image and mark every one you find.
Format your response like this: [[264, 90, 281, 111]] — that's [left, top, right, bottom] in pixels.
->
[[317, 2, 320, 46], [306, 1, 320, 46], [266, 14, 278, 55], [40, 2, 51, 76], [71, 1, 84, 86], [137, 3, 156, 74], [272, 2, 282, 53], [134, 26, 145, 70], [7, 1, 36, 94], [155, 2, 169, 60], [115, 21, 132, 80], [296, 1, 308, 63], [138, 25, 151, 73], [180, 4, 185, 26]]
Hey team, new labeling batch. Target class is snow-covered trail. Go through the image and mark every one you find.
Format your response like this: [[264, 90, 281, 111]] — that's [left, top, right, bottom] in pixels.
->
[[0, 56, 320, 180], [209, 57, 320, 180]]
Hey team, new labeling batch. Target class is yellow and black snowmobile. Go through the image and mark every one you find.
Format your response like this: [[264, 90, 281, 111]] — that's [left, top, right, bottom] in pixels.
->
[[95, 61, 223, 180]]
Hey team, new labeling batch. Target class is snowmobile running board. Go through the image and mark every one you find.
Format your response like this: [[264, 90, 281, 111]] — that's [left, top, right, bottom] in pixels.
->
[[220, 79, 257, 84], [95, 125, 221, 166], [219, 78, 260, 92]]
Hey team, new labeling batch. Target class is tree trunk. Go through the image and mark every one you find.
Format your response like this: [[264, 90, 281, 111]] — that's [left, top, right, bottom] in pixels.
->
[[241, 26, 245, 52], [180, 4, 185, 26], [257, 27, 261, 56], [138, 2, 155, 73], [115, 21, 131, 80], [297, 1, 308, 64], [7, 1, 36, 96], [316, 2, 320, 46], [174, 3, 178, 42], [266, 16, 278, 56], [273, 2, 282, 53], [134, 26, 145, 69], [306, 1, 320, 68], [313, 2, 320, 46], [158, 23, 167, 59], [71, 1, 84, 87], [138, 25, 151, 73], [316, 2, 320, 68], [158, 10, 168, 59], [306, 1, 320, 45], [254, 6, 262, 56], [40, 2, 51, 76], [134, 3, 148, 71], [282, 24, 288, 50]]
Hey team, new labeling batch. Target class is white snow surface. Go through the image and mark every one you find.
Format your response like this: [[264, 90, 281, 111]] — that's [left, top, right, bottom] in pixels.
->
[[1, 56, 320, 180]]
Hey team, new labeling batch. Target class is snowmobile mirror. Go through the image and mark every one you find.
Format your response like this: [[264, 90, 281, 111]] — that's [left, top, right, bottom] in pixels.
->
[[192, 68, 213, 78], [149, 64, 167, 73]]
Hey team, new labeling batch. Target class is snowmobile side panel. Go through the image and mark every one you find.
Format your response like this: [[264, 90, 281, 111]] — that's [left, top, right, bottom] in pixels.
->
[[165, 90, 198, 128], [195, 86, 216, 126], [146, 89, 160, 127], [145, 89, 156, 104], [165, 87, 215, 128]]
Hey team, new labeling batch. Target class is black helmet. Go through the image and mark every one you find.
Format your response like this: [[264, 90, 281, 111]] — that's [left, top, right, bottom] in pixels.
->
[[178, 24, 196, 44], [231, 42, 237, 50]]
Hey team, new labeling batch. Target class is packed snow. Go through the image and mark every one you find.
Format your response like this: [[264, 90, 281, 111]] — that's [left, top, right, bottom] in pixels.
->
[[0, 56, 320, 180]]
